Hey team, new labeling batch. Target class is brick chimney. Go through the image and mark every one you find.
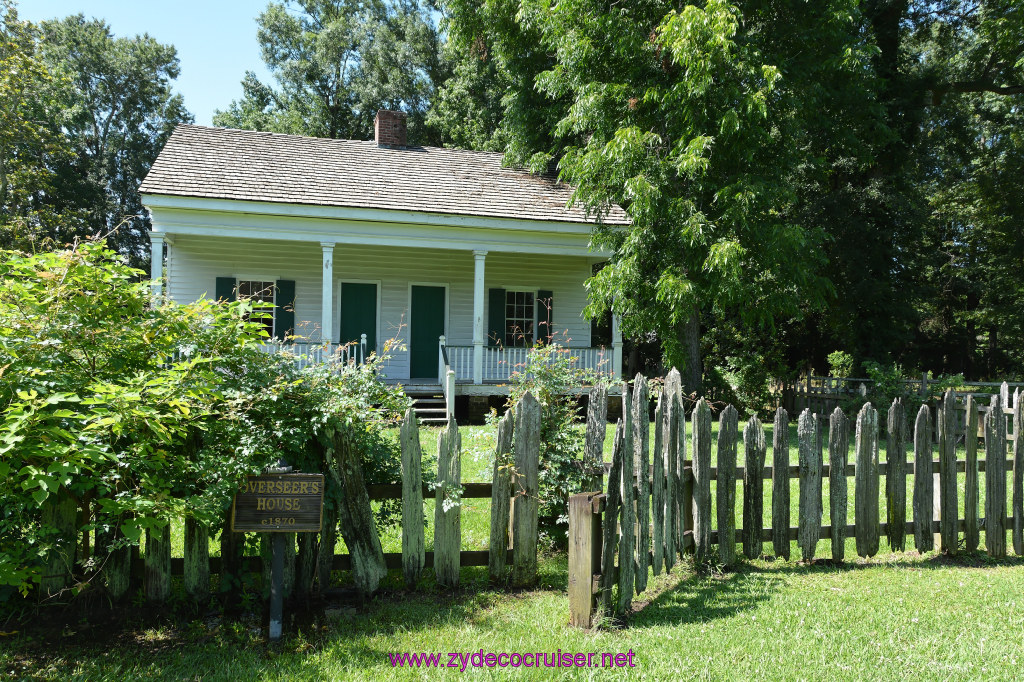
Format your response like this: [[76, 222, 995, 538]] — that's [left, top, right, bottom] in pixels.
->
[[374, 110, 407, 148]]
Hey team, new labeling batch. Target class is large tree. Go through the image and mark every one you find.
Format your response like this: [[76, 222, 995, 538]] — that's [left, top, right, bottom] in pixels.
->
[[215, 0, 448, 145]]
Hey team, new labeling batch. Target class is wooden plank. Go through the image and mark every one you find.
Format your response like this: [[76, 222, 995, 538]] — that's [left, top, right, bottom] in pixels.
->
[[985, 394, 1007, 557], [488, 410, 514, 582], [742, 415, 766, 559], [651, 392, 665, 575], [145, 523, 171, 603], [585, 385, 608, 490], [569, 492, 602, 628], [717, 405, 739, 566], [633, 375, 651, 594], [1013, 390, 1023, 555], [664, 375, 678, 569], [692, 398, 713, 563], [797, 409, 822, 561], [772, 407, 791, 559], [829, 407, 850, 562], [939, 389, 958, 554], [618, 382, 635, 615], [600, 421, 624, 616], [512, 392, 541, 587], [401, 408, 426, 587], [912, 404, 934, 552], [434, 418, 463, 588], [885, 399, 907, 552], [964, 396, 980, 552], [675, 387, 689, 557], [184, 518, 210, 602], [854, 403, 880, 558]]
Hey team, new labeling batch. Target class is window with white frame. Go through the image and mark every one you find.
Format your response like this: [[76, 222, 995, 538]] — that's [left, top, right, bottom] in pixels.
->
[[504, 290, 535, 346], [237, 280, 276, 339]]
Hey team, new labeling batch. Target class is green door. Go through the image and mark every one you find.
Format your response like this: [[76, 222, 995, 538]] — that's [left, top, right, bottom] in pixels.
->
[[339, 282, 377, 362], [410, 285, 446, 380]]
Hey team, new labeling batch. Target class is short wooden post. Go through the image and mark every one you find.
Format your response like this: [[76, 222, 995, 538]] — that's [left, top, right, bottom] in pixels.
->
[[717, 405, 739, 567], [692, 398, 712, 564], [220, 512, 245, 603], [435, 418, 462, 588], [938, 390, 958, 554], [511, 392, 541, 587], [854, 403, 879, 559], [585, 385, 608, 490], [617, 382, 635, 615], [829, 407, 850, 562], [599, 421, 623, 616], [488, 410, 514, 582], [885, 399, 907, 552], [1012, 389, 1023, 556], [401, 408, 426, 586], [652, 393, 665, 575], [101, 521, 131, 601], [772, 407, 791, 559], [184, 517, 210, 602], [798, 409, 822, 562], [985, 394, 1007, 557], [742, 415, 766, 559], [569, 492, 604, 628], [912, 405, 934, 552], [964, 396, 980, 552], [40, 488, 77, 598], [632, 375, 650, 594], [145, 522, 171, 602]]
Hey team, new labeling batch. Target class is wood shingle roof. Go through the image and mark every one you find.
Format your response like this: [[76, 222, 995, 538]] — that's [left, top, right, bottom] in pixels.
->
[[140, 125, 630, 226]]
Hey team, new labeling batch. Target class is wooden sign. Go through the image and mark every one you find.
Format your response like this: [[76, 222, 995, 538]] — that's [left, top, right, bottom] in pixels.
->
[[232, 473, 325, 532]]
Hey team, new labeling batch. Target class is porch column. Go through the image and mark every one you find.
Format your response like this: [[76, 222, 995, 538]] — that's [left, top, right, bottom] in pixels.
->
[[321, 242, 335, 344], [149, 233, 165, 300], [612, 313, 623, 380], [472, 250, 487, 385]]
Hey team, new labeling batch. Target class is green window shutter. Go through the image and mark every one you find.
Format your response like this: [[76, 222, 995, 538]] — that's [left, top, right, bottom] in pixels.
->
[[537, 290, 553, 343], [275, 279, 296, 341], [215, 277, 236, 302], [488, 288, 505, 346]]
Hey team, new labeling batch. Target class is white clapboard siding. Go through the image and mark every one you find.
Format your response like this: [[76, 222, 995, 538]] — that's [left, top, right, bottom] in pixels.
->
[[166, 235, 596, 382]]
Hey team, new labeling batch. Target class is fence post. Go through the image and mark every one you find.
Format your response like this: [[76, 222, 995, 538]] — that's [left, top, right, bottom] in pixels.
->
[[828, 408, 850, 562], [401, 408, 425, 587], [938, 390, 958, 554], [617, 382, 634, 615], [664, 373, 678, 568], [912, 405, 934, 552], [145, 522, 171, 602], [985, 394, 1007, 557], [717, 405, 738, 567], [886, 399, 907, 552], [652, 393, 665, 575], [965, 396, 980, 552], [488, 410, 514, 582], [742, 416, 766, 560], [511, 392, 541, 587], [798, 409, 822, 562], [40, 488, 77, 598], [772, 407, 791, 560], [633, 375, 650, 594], [1012, 389, 1023, 556], [585, 385, 608, 491], [854, 403, 879, 559], [434, 418, 462, 588], [184, 517, 210, 602], [568, 492, 604, 628], [692, 398, 712, 564]]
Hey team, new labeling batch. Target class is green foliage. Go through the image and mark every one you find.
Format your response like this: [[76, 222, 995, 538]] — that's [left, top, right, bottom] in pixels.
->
[[214, 0, 448, 146], [506, 343, 602, 542], [827, 351, 855, 379], [0, 240, 407, 597]]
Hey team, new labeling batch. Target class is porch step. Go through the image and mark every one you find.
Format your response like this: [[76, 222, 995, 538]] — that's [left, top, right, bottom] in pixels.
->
[[408, 392, 449, 425]]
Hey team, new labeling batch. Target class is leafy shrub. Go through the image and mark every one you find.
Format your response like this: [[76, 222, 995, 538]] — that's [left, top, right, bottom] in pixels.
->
[[827, 351, 854, 378]]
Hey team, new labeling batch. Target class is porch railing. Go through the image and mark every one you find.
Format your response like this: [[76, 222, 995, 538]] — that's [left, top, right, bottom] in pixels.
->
[[444, 344, 614, 383], [261, 335, 367, 370]]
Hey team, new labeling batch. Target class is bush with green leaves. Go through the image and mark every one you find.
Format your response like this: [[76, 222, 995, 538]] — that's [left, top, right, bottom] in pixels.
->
[[506, 342, 604, 545], [0, 240, 407, 599]]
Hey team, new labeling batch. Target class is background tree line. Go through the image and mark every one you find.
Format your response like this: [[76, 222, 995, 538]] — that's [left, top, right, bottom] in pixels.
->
[[2, 0, 1022, 399]]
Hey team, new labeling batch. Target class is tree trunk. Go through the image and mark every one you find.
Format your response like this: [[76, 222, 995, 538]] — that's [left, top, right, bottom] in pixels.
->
[[678, 308, 702, 397]]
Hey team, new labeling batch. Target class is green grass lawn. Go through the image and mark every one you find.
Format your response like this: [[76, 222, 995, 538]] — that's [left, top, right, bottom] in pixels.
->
[[7, 419, 1024, 680]]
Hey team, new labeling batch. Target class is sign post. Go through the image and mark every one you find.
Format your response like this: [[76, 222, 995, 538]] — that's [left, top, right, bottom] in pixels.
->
[[232, 462, 324, 642]]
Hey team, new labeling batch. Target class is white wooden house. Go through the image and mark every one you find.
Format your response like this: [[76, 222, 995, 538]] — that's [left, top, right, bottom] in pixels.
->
[[140, 111, 628, 420]]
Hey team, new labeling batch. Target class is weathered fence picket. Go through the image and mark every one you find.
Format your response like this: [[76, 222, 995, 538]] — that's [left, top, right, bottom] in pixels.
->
[[913, 405, 934, 552], [651, 393, 665, 575], [1013, 390, 1024, 556], [585, 385, 608, 491], [692, 398, 713, 564], [797, 410, 822, 562], [512, 392, 541, 587], [829, 407, 850, 562], [964, 396, 980, 552], [675, 389, 690, 556], [886, 399, 907, 552], [434, 418, 462, 588], [939, 390, 958, 555], [985, 395, 1007, 557], [663, 382, 678, 570], [40, 489, 76, 598], [717, 405, 738, 566], [184, 518, 210, 602], [742, 416, 765, 560], [145, 524, 171, 602], [599, 421, 623, 615], [633, 375, 651, 594], [617, 383, 635, 615], [772, 407, 791, 559], [855, 403, 880, 558], [488, 410, 514, 582], [401, 409, 425, 586]]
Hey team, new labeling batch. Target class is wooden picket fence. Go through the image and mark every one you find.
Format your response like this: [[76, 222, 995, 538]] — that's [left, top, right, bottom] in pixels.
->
[[569, 371, 1023, 628], [41, 392, 544, 604]]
